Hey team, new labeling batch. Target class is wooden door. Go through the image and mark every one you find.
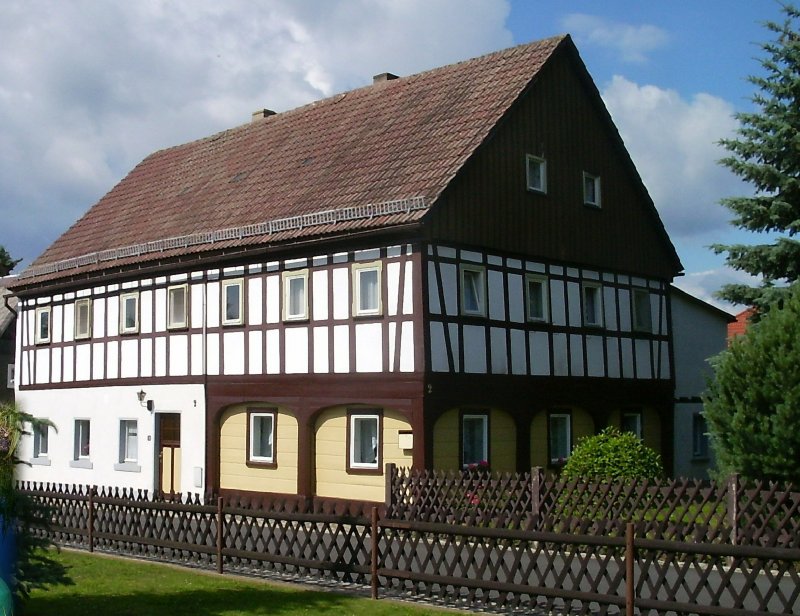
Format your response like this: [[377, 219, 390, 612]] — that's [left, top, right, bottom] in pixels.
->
[[158, 413, 181, 496]]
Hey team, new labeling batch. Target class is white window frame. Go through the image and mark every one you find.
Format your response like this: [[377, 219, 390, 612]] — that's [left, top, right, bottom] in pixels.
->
[[549, 412, 571, 465], [525, 274, 549, 322], [167, 284, 189, 330], [583, 172, 601, 207], [119, 419, 138, 463], [461, 413, 489, 469], [460, 264, 486, 317], [249, 411, 275, 464], [282, 270, 309, 322], [74, 298, 92, 340], [582, 283, 604, 327], [120, 292, 140, 334], [526, 154, 547, 194], [221, 278, 244, 326], [349, 412, 380, 470], [74, 419, 91, 460], [33, 423, 49, 458], [35, 306, 51, 344], [352, 261, 382, 317], [632, 288, 653, 332]]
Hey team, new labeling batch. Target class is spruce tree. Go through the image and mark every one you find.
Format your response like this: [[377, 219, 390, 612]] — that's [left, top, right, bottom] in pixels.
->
[[0, 247, 20, 277], [713, 4, 800, 310], [703, 284, 800, 484]]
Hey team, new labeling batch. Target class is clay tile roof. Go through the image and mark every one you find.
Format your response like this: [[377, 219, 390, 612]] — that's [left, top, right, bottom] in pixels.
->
[[18, 35, 568, 285]]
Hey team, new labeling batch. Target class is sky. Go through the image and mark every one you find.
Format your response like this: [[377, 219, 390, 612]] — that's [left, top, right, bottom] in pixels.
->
[[0, 1, 788, 312]]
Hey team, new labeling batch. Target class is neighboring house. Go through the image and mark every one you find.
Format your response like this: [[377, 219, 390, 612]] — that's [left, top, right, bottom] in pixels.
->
[[0, 280, 17, 403], [10, 35, 683, 504], [670, 286, 734, 479], [727, 307, 754, 342]]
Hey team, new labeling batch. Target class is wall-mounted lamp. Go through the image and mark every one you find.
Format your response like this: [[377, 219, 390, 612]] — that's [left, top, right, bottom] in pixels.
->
[[137, 389, 155, 412]]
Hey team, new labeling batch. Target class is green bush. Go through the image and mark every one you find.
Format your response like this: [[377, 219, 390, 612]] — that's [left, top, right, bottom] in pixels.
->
[[704, 284, 800, 484], [561, 427, 663, 480]]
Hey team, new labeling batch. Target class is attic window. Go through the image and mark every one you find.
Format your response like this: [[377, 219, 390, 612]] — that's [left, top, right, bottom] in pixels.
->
[[526, 155, 547, 193], [583, 172, 601, 208]]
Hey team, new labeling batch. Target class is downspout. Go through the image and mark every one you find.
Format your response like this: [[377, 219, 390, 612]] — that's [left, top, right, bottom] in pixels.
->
[[3, 293, 16, 318]]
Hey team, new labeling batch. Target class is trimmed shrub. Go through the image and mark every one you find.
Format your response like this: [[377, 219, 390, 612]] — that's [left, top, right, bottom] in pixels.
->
[[561, 427, 663, 480]]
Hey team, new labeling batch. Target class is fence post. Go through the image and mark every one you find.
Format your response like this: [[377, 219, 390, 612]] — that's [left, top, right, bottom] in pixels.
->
[[88, 486, 95, 553], [531, 467, 543, 531], [371, 506, 379, 600], [384, 462, 396, 514], [727, 473, 739, 546], [625, 522, 635, 616], [216, 496, 224, 575]]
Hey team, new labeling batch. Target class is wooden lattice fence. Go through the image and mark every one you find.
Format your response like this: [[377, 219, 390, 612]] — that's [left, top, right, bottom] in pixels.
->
[[386, 465, 800, 547]]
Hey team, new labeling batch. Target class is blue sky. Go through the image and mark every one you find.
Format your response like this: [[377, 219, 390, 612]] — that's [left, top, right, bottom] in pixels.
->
[[0, 1, 789, 311]]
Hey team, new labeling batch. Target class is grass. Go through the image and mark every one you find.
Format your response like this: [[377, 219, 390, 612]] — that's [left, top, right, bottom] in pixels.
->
[[26, 549, 451, 616]]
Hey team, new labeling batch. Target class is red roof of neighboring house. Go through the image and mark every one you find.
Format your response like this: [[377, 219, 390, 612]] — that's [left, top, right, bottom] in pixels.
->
[[727, 307, 755, 341], [18, 36, 569, 285]]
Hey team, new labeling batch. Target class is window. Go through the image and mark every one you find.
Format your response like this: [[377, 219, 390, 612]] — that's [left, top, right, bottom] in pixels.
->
[[692, 413, 709, 459], [33, 424, 49, 458], [35, 307, 51, 344], [120, 292, 139, 334], [549, 412, 571, 465], [352, 262, 382, 317], [526, 275, 548, 322], [74, 419, 90, 459], [526, 155, 547, 193], [582, 283, 603, 327], [632, 288, 653, 332], [119, 420, 138, 462], [349, 412, 380, 470], [282, 270, 308, 321], [221, 279, 243, 326], [583, 172, 601, 207], [168, 285, 189, 330], [75, 298, 92, 339], [248, 411, 275, 464], [460, 265, 486, 316], [462, 413, 488, 468], [6, 364, 14, 389], [621, 410, 643, 439]]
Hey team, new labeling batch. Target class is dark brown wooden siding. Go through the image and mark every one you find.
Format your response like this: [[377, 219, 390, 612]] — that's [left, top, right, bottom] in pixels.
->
[[424, 48, 681, 281]]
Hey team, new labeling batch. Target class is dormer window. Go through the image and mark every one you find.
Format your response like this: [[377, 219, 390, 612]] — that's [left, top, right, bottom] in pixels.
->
[[526, 155, 547, 193], [583, 172, 601, 208]]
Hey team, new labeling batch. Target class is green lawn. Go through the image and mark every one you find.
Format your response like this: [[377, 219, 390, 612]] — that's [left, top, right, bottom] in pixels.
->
[[26, 549, 450, 616]]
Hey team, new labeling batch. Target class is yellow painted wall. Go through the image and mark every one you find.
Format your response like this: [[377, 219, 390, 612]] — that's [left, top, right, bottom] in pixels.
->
[[432, 407, 516, 472], [608, 407, 662, 453], [530, 407, 594, 468], [219, 403, 298, 494], [314, 406, 413, 502]]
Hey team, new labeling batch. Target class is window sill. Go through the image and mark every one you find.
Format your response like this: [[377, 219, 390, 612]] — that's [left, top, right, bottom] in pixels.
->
[[246, 460, 277, 470], [347, 466, 382, 476], [30, 457, 51, 466], [114, 462, 141, 473], [70, 459, 93, 469]]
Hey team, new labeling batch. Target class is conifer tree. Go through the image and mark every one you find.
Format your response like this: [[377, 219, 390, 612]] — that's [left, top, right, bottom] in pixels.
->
[[713, 4, 800, 309]]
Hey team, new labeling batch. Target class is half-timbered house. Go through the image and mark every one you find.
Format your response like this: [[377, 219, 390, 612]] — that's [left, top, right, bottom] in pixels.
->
[[11, 35, 682, 503]]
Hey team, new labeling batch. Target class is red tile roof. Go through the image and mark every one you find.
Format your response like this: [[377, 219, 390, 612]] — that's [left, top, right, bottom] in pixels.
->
[[727, 307, 755, 342], [18, 35, 568, 285]]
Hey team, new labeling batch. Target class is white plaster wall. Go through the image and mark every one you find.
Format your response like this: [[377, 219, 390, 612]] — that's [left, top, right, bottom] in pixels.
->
[[16, 383, 206, 494]]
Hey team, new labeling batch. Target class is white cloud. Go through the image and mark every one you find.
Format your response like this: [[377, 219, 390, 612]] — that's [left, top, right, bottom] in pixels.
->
[[601, 75, 746, 240], [562, 13, 668, 63], [0, 0, 512, 267], [673, 268, 757, 314]]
